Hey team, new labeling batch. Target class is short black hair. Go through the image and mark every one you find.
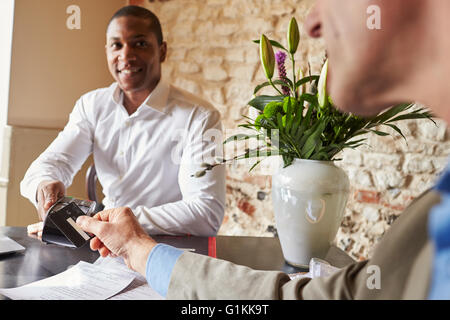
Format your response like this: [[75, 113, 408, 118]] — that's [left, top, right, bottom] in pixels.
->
[[108, 5, 163, 45]]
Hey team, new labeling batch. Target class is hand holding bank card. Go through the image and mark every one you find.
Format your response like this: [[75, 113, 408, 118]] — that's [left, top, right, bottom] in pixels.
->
[[42, 197, 101, 248], [47, 202, 94, 248]]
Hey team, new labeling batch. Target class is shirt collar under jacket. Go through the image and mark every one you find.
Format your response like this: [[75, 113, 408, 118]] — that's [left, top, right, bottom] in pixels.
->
[[435, 159, 450, 194], [111, 76, 170, 115]]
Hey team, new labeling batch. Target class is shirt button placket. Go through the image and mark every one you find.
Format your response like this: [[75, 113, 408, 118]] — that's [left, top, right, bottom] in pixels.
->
[[117, 120, 127, 181], [121, 119, 132, 178]]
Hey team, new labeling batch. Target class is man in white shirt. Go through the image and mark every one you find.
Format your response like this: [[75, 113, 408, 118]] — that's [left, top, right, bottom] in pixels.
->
[[21, 6, 225, 236]]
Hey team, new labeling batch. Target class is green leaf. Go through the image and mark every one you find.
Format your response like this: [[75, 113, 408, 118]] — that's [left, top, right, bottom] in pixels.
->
[[295, 76, 320, 89], [300, 119, 328, 158], [254, 80, 292, 95], [301, 93, 318, 106], [248, 95, 284, 112], [282, 96, 296, 113], [369, 130, 390, 136], [253, 39, 288, 52], [344, 138, 367, 146], [235, 148, 269, 161], [383, 123, 406, 140], [282, 154, 294, 167], [238, 123, 262, 131], [297, 120, 320, 148], [295, 102, 314, 139], [284, 97, 294, 132], [314, 139, 323, 153], [223, 134, 260, 144], [386, 112, 433, 123], [249, 160, 262, 172], [368, 103, 414, 124], [276, 113, 284, 133], [290, 97, 305, 135]]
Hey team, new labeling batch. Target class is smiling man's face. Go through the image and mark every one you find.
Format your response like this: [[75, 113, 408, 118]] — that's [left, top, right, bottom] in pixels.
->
[[106, 16, 166, 95], [305, 0, 427, 116]]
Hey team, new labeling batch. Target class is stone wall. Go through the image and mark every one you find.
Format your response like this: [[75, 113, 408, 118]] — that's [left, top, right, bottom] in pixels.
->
[[137, 0, 450, 261]]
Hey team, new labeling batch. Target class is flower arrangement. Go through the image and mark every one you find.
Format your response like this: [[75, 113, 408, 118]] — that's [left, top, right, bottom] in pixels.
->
[[193, 17, 433, 177]]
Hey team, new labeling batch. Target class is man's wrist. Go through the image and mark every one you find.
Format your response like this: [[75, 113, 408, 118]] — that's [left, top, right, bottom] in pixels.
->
[[145, 243, 184, 297], [127, 236, 157, 276]]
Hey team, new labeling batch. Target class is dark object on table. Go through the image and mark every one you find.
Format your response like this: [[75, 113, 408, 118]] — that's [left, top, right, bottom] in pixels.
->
[[42, 197, 102, 248]]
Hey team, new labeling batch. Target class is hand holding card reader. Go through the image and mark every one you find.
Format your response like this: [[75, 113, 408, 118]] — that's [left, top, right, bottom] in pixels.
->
[[42, 197, 103, 248]]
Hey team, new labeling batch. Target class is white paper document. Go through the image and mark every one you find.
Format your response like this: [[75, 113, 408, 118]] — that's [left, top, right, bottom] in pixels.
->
[[289, 258, 341, 280], [0, 236, 25, 255], [94, 256, 164, 300], [0, 261, 135, 300]]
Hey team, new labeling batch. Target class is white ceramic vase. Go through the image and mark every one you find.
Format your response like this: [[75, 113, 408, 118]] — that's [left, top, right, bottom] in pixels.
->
[[272, 159, 350, 267]]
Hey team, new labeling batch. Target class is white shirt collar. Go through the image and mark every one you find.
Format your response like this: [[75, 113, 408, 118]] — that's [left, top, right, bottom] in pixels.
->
[[111, 77, 170, 114]]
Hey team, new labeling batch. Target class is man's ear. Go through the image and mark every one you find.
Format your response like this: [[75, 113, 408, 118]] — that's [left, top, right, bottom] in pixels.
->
[[160, 41, 167, 63]]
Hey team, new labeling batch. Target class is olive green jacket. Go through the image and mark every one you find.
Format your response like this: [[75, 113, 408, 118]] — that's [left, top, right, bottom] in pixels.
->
[[167, 190, 440, 299]]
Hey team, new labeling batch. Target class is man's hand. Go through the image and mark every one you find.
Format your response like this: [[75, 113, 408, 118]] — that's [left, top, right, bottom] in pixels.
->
[[36, 180, 65, 221], [76, 207, 157, 276], [27, 222, 44, 239], [27, 180, 65, 237]]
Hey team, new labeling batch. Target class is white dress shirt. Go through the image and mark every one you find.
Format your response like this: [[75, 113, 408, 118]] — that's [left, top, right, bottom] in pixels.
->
[[20, 78, 226, 236]]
